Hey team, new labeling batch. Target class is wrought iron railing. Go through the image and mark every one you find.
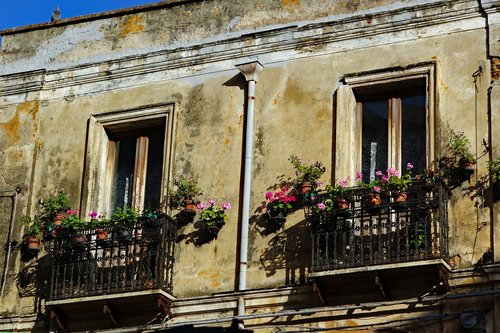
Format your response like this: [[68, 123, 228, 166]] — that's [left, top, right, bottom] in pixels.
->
[[307, 181, 449, 271], [48, 216, 177, 300]]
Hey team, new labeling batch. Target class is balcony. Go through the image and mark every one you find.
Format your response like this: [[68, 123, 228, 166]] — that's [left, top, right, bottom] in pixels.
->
[[45, 216, 177, 330], [307, 180, 449, 273]]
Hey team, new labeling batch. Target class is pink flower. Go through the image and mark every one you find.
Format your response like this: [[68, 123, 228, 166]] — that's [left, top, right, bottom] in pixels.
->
[[355, 172, 363, 181], [382, 175, 389, 183], [375, 171, 383, 177], [89, 211, 98, 219], [208, 199, 216, 206], [265, 191, 274, 200], [373, 186, 381, 193], [310, 196, 316, 201], [387, 168, 399, 177], [317, 202, 326, 210], [406, 162, 414, 169], [66, 209, 72, 215], [339, 179, 347, 188], [74, 209, 79, 215], [222, 201, 232, 210], [197, 202, 206, 210]]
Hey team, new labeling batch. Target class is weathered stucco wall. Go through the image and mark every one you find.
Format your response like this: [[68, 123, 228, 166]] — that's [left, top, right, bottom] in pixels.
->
[[3, 28, 489, 297], [0, 0, 498, 331], [0, 0, 443, 74]]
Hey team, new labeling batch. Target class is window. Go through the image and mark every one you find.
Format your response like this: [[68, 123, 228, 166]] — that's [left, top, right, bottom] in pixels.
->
[[333, 64, 435, 181], [357, 79, 426, 181], [107, 122, 165, 212], [82, 104, 175, 216]]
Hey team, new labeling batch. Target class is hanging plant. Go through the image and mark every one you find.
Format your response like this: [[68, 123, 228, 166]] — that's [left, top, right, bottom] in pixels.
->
[[197, 200, 231, 236]]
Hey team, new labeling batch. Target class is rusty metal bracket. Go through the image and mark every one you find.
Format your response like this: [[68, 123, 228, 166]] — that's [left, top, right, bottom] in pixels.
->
[[438, 266, 451, 293], [312, 281, 325, 305], [103, 301, 118, 325], [158, 298, 173, 323], [375, 273, 387, 298], [49, 309, 64, 331]]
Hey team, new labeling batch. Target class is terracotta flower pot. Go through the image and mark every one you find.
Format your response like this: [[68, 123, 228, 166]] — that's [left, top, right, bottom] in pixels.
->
[[464, 161, 475, 175], [27, 237, 40, 251], [364, 193, 381, 206], [300, 182, 312, 194], [335, 198, 350, 210], [53, 212, 66, 226], [74, 234, 88, 244], [183, 200, 197, 214], [393, 192, 408, 203], [73, 233, 89, 251], [96, 229, 109, 241]]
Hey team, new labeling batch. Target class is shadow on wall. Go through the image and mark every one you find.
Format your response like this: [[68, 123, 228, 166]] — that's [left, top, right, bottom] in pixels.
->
[[258, 219, 311, 285], [16, 254, 52, 327], [175, 212, 221, 247]]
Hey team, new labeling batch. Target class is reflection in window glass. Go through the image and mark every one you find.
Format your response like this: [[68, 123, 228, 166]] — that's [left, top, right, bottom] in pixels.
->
[[362, 100, 388, 181], [402, 94, 426, 173], [112, 137, 136, 210], [144, 125, 165, 210]]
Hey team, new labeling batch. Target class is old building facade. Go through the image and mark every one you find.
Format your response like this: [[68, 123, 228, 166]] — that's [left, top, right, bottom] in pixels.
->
[[1, 0, 500, 332]]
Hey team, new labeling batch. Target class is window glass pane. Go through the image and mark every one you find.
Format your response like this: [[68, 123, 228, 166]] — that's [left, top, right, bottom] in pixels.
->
[[402, 94, 426, 173], [144, 124, 165, 210], [111, 137, 136, 211], [362, 100, 388, 181]]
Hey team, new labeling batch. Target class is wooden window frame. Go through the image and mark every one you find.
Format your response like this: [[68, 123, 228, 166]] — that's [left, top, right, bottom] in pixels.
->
[[81, 103, 176, 216], [333, 64, 436, 181]]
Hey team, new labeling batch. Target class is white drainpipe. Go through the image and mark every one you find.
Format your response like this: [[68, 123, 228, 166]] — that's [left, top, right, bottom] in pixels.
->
[[235, 61, 264, 322]]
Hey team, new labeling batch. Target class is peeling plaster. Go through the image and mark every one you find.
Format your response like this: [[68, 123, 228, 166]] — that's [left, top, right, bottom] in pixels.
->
[[117, 14, 145, 38], [0, 0, 461, 76], [0, 101, 38, 145]]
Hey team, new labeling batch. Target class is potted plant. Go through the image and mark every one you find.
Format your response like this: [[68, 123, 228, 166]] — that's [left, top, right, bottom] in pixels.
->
[[110, 207, 137, 243], [356, 172, 383, 211], [326, 177, 353, 211], [198, 200, 231, 236], [416, 168, 439, 193], [262, 187, 297, 225], [382, 164, 414, 203], [88, 211, 112, 242], [169, 172, 202, 214], [140, 207, 165, 239], [289, 155, 326, 194], [41, 192, 70, 227], [309, 198, 335, 226], [62, 209, 90, 248], [448, 131, 475, 175], [21, 215, 42, 251]]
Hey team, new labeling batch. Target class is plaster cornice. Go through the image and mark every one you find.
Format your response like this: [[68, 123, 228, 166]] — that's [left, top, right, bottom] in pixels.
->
[[0, 0, 485, 100]]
